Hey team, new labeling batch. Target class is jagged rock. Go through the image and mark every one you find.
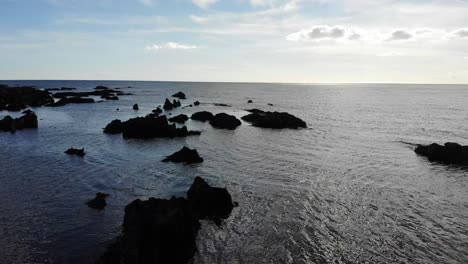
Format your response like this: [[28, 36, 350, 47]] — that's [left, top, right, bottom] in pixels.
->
[[415, 142, 468, 165], [162, 147, 204, 164], [163, 98, 174, 110], [247, 100, 253, 103], [65, 148, 85, 157], [172, 92, 186, 99], [95, 86, 110, 90], [0, 85, 54, 109], [0, 112, 38, 133], [86, 192, 110, 210], [96, 177, 235, 264], [210, 113, 241, 130], [191, 111, 214, 122], [22, 109, 33, 114], [194, 101, 200, 106], [121, 115, 200, 139], [103, 119, 123, 134], [168, 114, 189, 124], [47, 97, 95, 107], [133, 104, 139, 110], [242, 110, 307, 129], [153, 107, 163, 114]]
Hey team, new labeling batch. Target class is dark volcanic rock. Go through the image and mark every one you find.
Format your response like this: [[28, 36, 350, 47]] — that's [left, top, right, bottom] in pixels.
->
[[242, 110, 307, 129], [133, 104, 139, 110], [247, 100, 253, 103], [163, 98, 174, 110], [168, 114, 189, 124], [48, 97, 95, 107], [104, 119, 123, 134], [209, 113, 241, 130], [122, 115, 200, 139], [152, 107, 163, 114], [213, 103, 231, 107], [86, 192, 110, 210], [0, 112, 38, 133], [173, 99, 181, 108], [96, 177, 234, 264], [162, 147, 204, 164], [95, 86, 110, 90], [191, 111, 214, 122], [194, 101, 200, 106], [65, 148, 85, 157], [415, 142, 468, 165], [101, 94, 119, 100], [0, 85, 54, 110], [172, 92, 186, 99]]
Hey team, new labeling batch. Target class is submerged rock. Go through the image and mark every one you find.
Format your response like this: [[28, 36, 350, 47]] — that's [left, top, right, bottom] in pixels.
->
[[242, 109, 307, 129], [103, 119, 123, 134], [101, 94, 119, 100], [191, 111, 214, 122], [65, 148, 85, 157], [162, 147, 204, 164], [133, 104, 139, 110], [86, 192, 110, 210], [172, 91, 186, 99], [209, 113, 241, 130], [96, 177, 235, 264], [0, 112, 38, 133], [415, 142, 468, 165], [168, 114, 189, 124]]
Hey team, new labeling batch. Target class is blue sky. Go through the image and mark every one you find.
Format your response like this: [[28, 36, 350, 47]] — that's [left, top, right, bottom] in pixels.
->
[[1, 0, 468, 83]]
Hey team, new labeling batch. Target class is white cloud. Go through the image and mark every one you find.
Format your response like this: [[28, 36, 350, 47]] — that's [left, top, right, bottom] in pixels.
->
[[145, 42, 197, 51], [387, 30, 413, 41], [286, 26, 355, 42], [192, 0, 218, 9], [453, 28, 468, 38]]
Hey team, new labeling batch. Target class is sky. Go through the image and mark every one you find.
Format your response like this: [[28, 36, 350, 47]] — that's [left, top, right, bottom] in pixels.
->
[[0, 0, 468, 83]]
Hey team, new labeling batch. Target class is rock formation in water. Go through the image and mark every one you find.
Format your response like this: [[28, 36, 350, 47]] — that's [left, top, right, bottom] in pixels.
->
[[0, 85, 54, 111], [242, 109, 307, 129], [415, 142, 468, 165], [191, 111, 214, 122], [168, 114, 189, 124], [103, 119, 123, 134], [133, 104, 139, 110], [47, 97, 95, 107], [209, 113, 241, 130], [194, 101, 200, 106], [247, 100, 253, 103], [0, 112, 38, 133], [101, 94, 119, 100], [86, 192, 110, 210], [96, 177, 235, 264], [163, 99, 174, 110], [172, 92, 186, 99], [65, 148, 86, 157], [162, 147, 204, 164]]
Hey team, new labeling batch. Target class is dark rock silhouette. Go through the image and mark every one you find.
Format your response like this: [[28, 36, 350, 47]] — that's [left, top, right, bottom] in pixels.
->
[[172, 92, 186, 99], [95, 86, 110, 90], [0, 112, 38, 133], [162, 147, 204, 164], [96, 177, 235, 264], [191, 111, 214, 122], [133, 104, 139, 110], [209, 113, 241, 130], [173, 99, 181, 108], [152, 107, 163, 115], [267, 103, 274, 106], [104, 119, 123, 134], [120, 115, 200, 139], [415, 142, 468, 165], [194, 101, 200, 106], [213, 103, 230, 107], [101, 94, 119, 100], [0, 85, 54, 110], [163, 98, 174, 110], [86, 192, 110, 210], [242, 109, 307, 129], [247, 100, 253, 103], [168, 114, 189, 124], [65, 148, 86, 157], [47, 97, 95, 107]]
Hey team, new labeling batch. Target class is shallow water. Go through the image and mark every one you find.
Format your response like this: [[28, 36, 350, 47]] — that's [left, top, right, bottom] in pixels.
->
[[0, 81, 467, 264]]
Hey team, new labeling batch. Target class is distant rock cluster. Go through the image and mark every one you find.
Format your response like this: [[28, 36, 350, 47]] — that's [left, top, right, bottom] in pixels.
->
[[415, 142, 468, 165]]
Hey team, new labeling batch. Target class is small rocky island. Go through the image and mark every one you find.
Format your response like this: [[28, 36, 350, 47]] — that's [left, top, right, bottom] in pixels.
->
[[96, 177, 235, 264], [0, 111, 38, 133], [163, 147, 204, 164], [242, 109, 307, 129], [415, 142, 468, 165]]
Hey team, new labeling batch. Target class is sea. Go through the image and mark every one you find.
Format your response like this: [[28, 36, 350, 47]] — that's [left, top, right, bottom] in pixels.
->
[[0, 80, 467, 264]]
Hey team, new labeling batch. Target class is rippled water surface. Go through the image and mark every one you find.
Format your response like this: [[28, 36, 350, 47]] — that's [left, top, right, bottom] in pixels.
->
[[0, 81, 467, 264]]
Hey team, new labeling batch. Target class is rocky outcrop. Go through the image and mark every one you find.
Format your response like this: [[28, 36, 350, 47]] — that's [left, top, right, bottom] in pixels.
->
[[415, 142, 468, 165], [47, 97, 95, 107], [96, 177, 235, 264], [168, 114, 189, 124], [242, 109, 307, 129], [0, 85, 54, 111], [194, 101, 200, 106], [247, 100, 253, 103], [209, 113, 241, 130], [152, 107, 162, 115], [95, 86, 110, 90], [163, 98, 174, 110], [191, 111, 214, 122], [103, 115, 200, 139], [86, 192, 110, 210], [103, 119, 123, 134], [162, 147, 204, 164], [101, 94, 119, 100], [172, 92, 186, 99], [133, 104, 139, 110], [65, 148, 85, 157], [0, 112, 38, 133]]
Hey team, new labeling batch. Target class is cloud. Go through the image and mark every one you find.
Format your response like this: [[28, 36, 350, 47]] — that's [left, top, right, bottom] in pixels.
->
[[387, 30, 413, 41], [453, 28, 468, 38], [192, 0, 218, 9], [145, 42, 197, 51], [286, 26, 353, 42], [139, 0, 154, 6]]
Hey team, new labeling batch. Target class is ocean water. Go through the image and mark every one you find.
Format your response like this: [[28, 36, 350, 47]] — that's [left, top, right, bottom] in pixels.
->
[[0, 81, 467, 264]]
